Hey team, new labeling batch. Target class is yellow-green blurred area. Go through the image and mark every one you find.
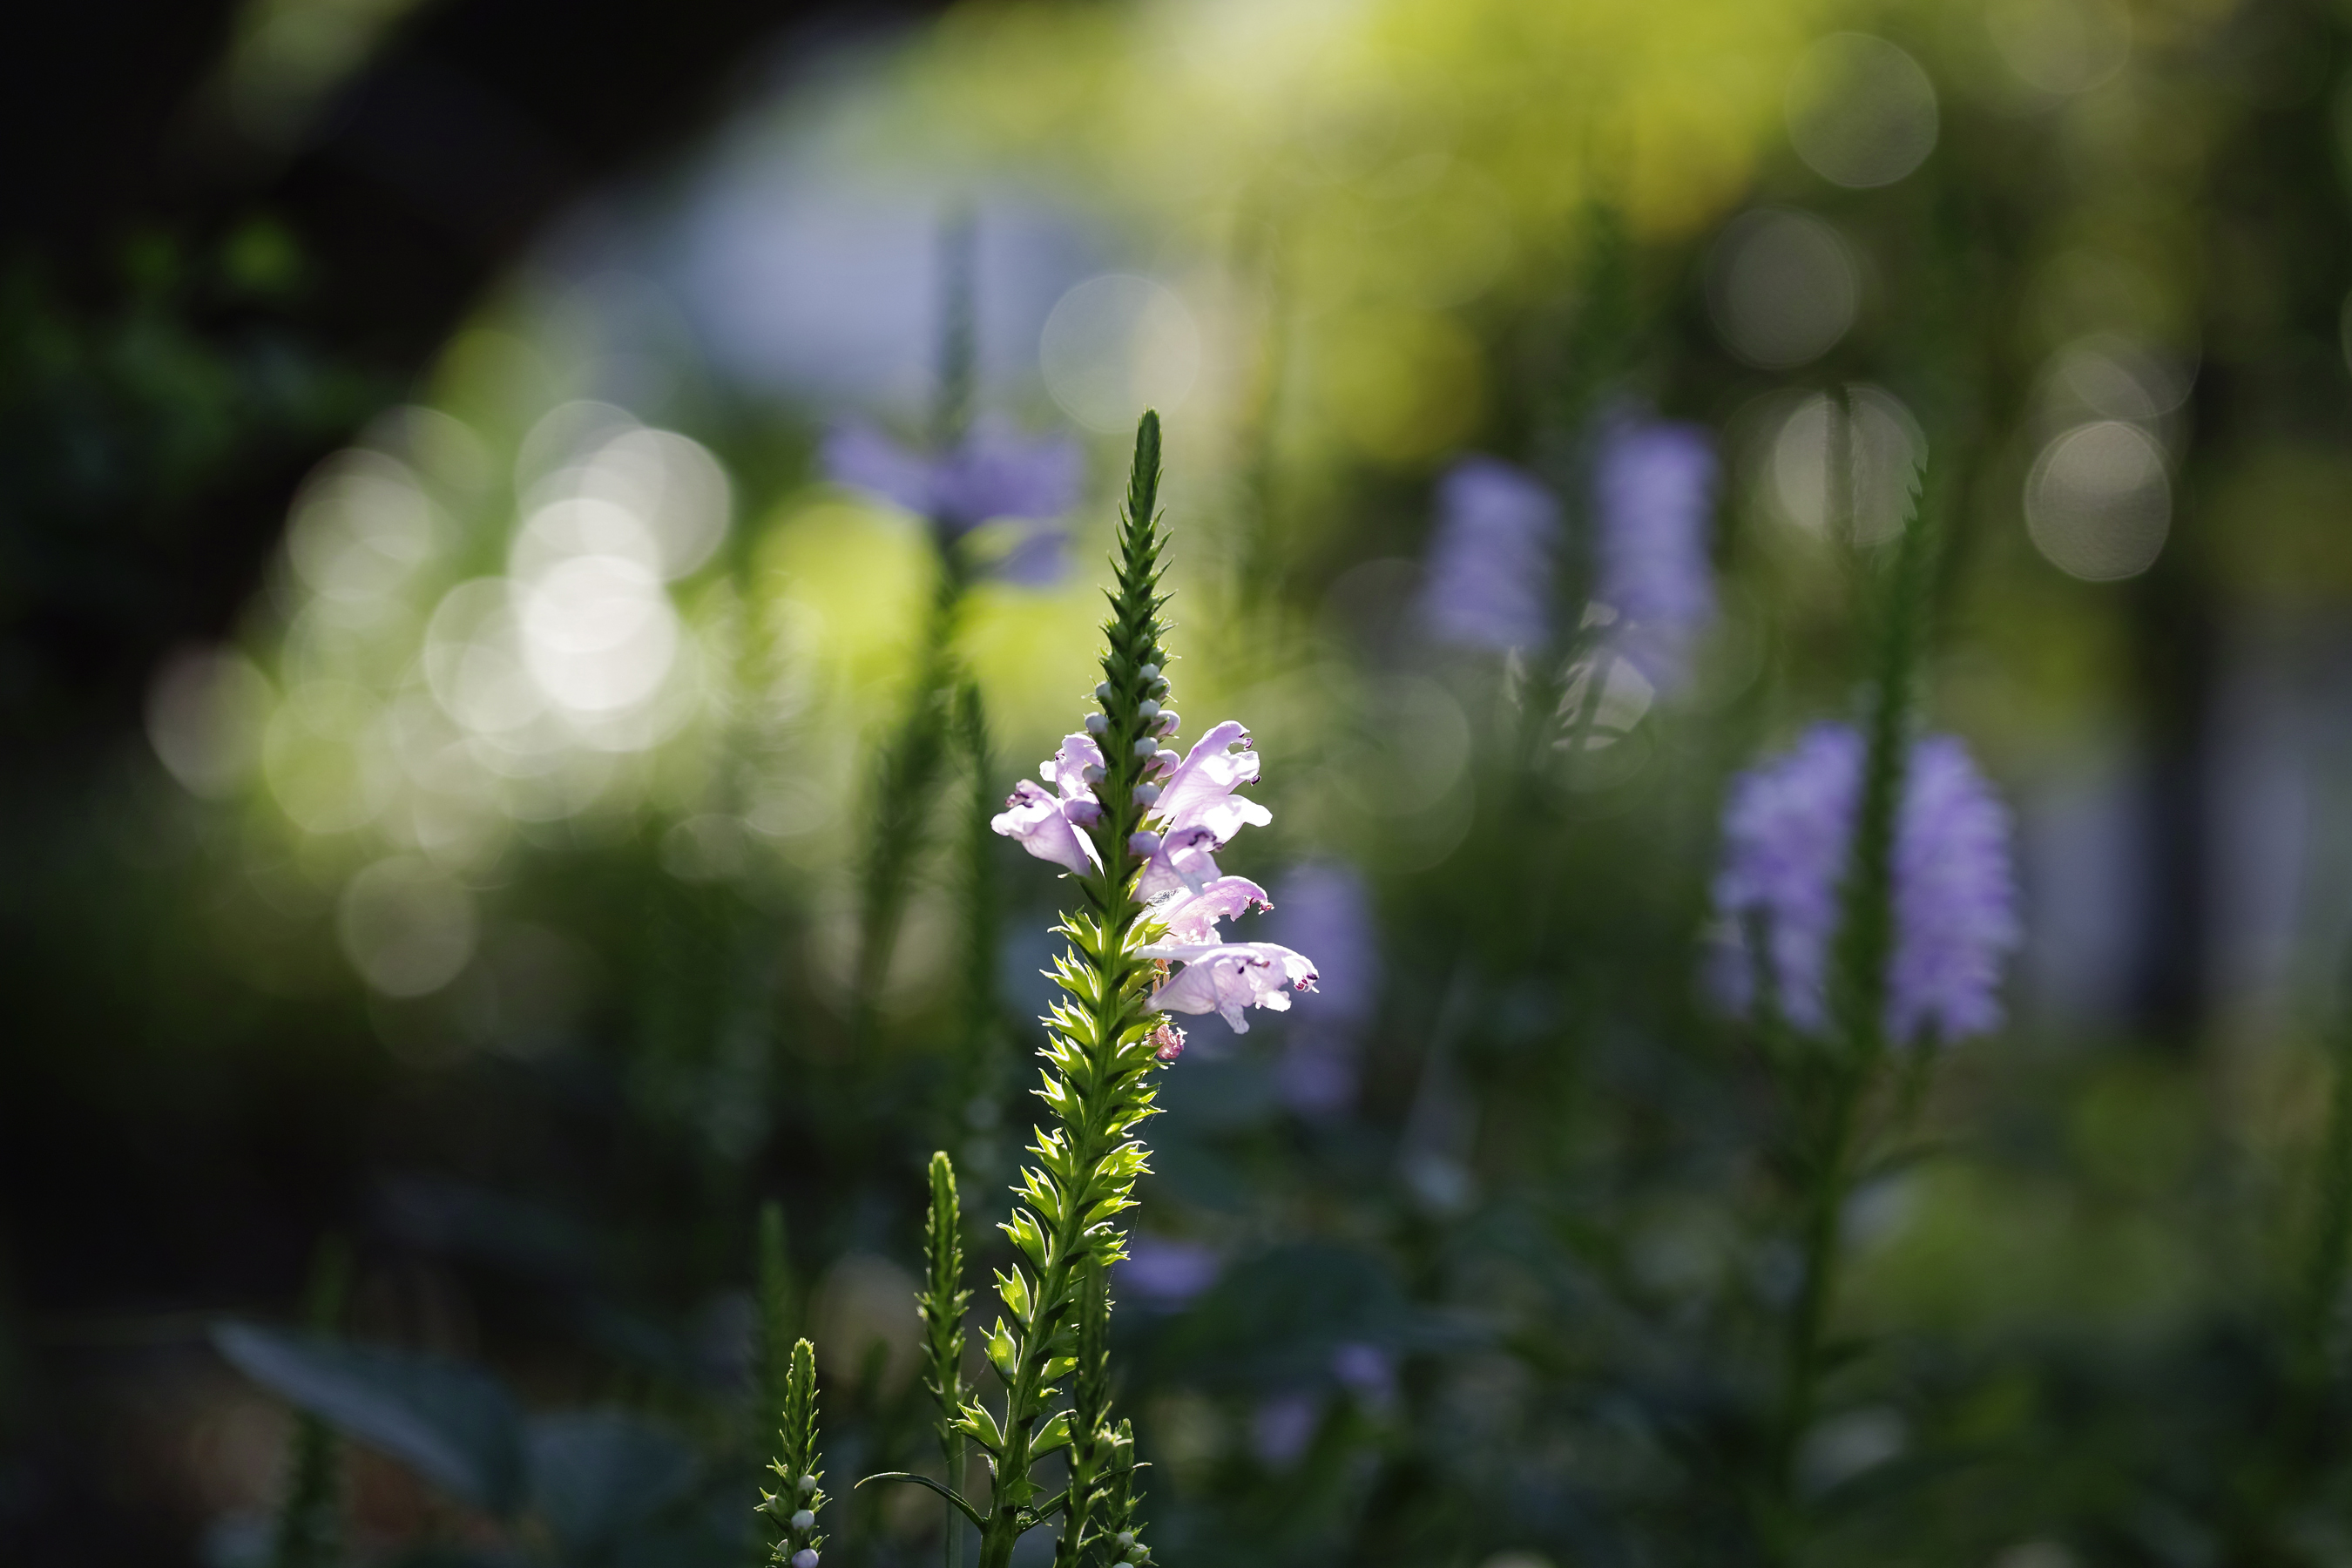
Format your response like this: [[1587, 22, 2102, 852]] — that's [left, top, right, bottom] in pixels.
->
[[25, 0, 2352, 1562]]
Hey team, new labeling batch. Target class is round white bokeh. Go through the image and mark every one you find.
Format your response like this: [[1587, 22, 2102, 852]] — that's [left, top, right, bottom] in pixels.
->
[[338, 855, 478, 997], [1767, 385, 1926, 544], [1986, 0, 2130, 95], [1039, 274, 1201, 433], [2024, 421, 2171, 581], [1785, 34, 1939, 189], [1707, 210, 1859, 370]]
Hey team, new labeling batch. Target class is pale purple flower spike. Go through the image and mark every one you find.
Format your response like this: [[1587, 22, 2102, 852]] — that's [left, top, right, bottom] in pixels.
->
[[1594, 416, 1719, 692], [1711, 723, 2019, 1045], [1418, 456, 1560, 651], [822, 413, 1082, 579], [993, 706, 1314, 1033]]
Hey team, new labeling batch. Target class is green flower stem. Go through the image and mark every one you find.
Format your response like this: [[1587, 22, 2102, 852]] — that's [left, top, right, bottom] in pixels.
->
[[852, 558, 970, 1031], [920, 1152, 972, 1568], [760, 1339, 828, 1566], [269, 1236, 351, 1568], [959, 411, 1171, 1568], [954, 680, 1007, 1152], [1763, 458, 1941, 1556], [851, 209, 982, 1038]]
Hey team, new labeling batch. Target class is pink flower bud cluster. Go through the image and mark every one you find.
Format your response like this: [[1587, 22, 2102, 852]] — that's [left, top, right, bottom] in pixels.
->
[[990, 717, 1317, 1035]]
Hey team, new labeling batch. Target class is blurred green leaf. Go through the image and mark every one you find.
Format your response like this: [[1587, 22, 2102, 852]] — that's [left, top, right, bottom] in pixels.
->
[[211, 1322, 526, 1514]]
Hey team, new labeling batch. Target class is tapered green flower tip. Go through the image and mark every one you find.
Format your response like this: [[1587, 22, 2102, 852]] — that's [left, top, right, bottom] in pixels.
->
[[1125, 411, 1161, 524]]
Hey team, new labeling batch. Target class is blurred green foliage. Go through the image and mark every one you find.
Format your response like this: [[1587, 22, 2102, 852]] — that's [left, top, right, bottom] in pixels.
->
[[25, 0, 2352, 1565]]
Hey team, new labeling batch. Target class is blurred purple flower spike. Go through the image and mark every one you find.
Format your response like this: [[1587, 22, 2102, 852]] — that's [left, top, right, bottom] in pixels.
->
[[1889, 736, 2024, 1044], [1117, 1234, 1221, 1306], [1418, 456, 1561, 651], [1594, 416, 1720, 692], [822, 413, 1083, 580], [1711, 723, 2019, 1046], [930, 415, 1084, 530], [1268, 862, 1380, 1117]]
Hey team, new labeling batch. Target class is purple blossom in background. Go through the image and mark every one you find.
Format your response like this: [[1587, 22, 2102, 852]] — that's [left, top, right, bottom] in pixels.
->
[[1116, 1235, 1222, 1307], [1418, 456, 1560, 651], [1712, 723, 2020, 1046], [1593, 415, 1719, 692], [1251, 1392, 1321, 1469], [822, 413, 1082, 578], [1267, 862, 1381, 1117], [1329, 1342, 1398, 1411]]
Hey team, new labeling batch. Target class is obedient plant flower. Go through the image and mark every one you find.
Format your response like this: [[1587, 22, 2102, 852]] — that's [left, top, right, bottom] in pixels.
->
[[1712, 722, 2019, 1045], [893, 412, 1308, 1568], [1418, 456, 1560, 651], [989, 734, 1105, 875], [1592, 413, 1719, 693], [995, 697, 1313, 1034], [823, 415, 1081, 581], [1418, 420, 1720, 679]]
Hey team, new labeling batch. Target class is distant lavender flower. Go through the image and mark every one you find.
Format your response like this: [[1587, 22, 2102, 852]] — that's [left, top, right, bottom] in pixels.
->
[[1328, 1342, 1398, 1410], [1593, 415, 1719, 692], [822, 413, 1081, 578], [1251, 1392, 1321, 1469], [1117, 1235, 1222, 1307], [1418, 456, 1560, 651], [1712, 724, 2019, 1046], [1267, 862, 1380, 1117]]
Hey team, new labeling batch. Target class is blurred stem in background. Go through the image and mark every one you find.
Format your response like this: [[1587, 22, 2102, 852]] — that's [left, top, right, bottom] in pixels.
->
[[1762, 428, 1943, 1561], [952, 679, 1008, 1166], [268, 1237, 351, 1568], [852, 211, 980, 1044]]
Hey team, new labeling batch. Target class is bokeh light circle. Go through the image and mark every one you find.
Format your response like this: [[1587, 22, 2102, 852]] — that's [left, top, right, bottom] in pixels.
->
[[1039, 274, 1201, 432], [1707, 210, 1858, 369], [1766, 385, 1924, 543], [1785, 34, 1939, 189], [337, 855, 478, 997], [1986, 0, 2130, 95], [2024, 421, 2171, 581]]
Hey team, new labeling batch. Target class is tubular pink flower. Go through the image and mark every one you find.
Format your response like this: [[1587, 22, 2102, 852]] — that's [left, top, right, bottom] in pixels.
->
[[1135, 941, 1320, 1033], [1132, 722, 1273, 898], [1154, 722, 1270, 841], [990, 733, 1105, 875], [1149, 876, 1272, 944]]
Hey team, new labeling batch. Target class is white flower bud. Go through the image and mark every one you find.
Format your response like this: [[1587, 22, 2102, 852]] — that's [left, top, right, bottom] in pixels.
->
[[792, 1551, 820, 1568], [792, 1510, 816, 1532], [1085, 713, 1108, 736], [1156, 711, 1179, 733], [1132, 738, 1156, 759], [1138, 699, 1159, 720], [1139, 664, 1159, 680], [1096, 681, 1114, 700], [1082, 764, 1106, 784], [797, 1475, 817, 1496], [1132, 782, 1161, 806], [1115, 1533, 1136, 1551]]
